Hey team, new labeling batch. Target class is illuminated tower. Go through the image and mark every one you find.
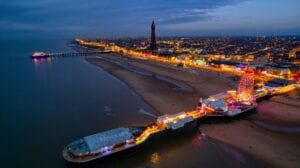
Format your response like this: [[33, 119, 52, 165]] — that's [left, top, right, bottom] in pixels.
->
[[150, 20, 157, 51]]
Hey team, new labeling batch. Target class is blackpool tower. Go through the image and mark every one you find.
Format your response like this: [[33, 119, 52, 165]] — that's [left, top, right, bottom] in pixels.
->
[[150, 20, 157, 51]]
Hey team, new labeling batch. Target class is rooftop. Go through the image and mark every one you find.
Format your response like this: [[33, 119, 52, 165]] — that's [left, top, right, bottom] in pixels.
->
[[83, 127, 134, 151], [265, 78, 294, 87]]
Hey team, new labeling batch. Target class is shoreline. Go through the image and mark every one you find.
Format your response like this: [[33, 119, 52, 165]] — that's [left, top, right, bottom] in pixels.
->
[[87, 56, 199, 115], [86, 57, 163, 117], [85, 53, 300, 168]]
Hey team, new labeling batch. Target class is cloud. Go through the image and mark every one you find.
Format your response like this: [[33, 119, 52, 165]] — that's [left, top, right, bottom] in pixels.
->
[[0, 0, 298, 37]]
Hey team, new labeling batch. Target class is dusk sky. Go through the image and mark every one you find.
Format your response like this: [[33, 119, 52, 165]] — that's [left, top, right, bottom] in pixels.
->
[[1, 0, 300, 39]]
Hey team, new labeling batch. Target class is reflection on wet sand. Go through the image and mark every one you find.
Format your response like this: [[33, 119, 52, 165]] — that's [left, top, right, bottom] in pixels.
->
[[150, 152, 160, 165]]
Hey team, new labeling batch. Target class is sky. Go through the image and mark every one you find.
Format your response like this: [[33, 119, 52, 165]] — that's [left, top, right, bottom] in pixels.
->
[[0, 0, 299, 39]]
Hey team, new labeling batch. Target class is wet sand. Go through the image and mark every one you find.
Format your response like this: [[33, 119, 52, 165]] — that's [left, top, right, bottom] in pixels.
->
[[255, 93, 300, 127], [87, 54, 235, 114], [86, 53, 300, 168]]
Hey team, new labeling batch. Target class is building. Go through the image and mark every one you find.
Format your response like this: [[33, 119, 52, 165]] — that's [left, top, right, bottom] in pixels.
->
[[150, 20, 157, 52], [263, 78, 296, 94], [66, 127, 141, 157]]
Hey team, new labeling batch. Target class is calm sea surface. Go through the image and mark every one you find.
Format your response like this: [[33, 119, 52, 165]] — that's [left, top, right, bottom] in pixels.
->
[[0, 39, 261, 168]]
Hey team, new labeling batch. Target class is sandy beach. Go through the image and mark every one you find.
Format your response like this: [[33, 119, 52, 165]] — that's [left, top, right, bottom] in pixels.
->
[[86, 53, 300, 168], [88, 54, 236, 112]]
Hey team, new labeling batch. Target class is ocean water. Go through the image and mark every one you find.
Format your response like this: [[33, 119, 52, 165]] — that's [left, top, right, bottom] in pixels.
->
[[0, 38, 261, 168]]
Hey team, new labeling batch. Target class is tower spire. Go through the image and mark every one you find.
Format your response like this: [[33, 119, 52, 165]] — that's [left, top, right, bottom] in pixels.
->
[[150, 20, 157, 52]]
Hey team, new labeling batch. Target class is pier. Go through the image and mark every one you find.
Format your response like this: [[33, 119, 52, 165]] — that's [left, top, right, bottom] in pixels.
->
[[31, 50, 112, 59], [63, 69, 299, 163]]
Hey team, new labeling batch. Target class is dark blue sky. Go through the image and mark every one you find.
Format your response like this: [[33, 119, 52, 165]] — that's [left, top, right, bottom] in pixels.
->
[[1, 0, 299, 39]]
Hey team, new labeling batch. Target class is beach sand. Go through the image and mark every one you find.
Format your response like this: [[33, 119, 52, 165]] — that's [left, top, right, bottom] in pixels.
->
[[199, 120, 300, 168], [87, 54, 235, 114], [86, 53, 300, 168]]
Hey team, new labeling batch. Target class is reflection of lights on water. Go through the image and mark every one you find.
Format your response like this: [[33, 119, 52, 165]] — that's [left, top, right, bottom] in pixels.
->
[[33, 58, 38, 64], [191, 133, 203, 147], [46, 57, 51, 63], [33, 57, 52, 75], [150, 152, 160, 165], [32, 57, 51, 65]]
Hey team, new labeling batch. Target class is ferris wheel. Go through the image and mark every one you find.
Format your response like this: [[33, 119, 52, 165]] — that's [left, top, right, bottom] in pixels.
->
[[237, 71, 255, 102]]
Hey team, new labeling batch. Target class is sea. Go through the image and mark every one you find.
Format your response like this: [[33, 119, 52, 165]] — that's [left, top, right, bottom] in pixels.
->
[[0, 38, 262, 168]]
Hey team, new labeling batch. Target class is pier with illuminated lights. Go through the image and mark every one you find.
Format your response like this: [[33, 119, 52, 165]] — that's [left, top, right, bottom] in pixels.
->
[[31, 50, 112, 59], [62, 69, 299, 163]]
